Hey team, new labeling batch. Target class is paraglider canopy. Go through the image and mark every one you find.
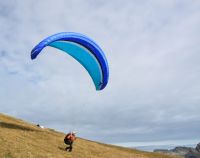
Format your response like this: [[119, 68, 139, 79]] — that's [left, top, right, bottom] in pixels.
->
[[31, 32, 109, 90]]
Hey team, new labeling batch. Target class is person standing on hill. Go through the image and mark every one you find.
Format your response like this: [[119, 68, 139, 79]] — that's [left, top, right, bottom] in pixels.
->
[[64, 132, 76, 152]]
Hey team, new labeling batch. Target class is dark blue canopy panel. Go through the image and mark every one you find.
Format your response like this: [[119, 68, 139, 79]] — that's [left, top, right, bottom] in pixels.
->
[[31, 32, 109, 90]]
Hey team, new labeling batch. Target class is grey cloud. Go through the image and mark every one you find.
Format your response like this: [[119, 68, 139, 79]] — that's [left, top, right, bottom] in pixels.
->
[[0, 0, 200, 145]]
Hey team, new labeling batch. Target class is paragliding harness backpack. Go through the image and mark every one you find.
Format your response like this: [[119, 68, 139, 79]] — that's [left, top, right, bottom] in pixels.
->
[[64, 134, 73, 145]]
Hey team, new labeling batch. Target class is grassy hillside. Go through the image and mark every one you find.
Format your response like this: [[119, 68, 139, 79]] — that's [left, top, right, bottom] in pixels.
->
[[0, 113, 180, 158]]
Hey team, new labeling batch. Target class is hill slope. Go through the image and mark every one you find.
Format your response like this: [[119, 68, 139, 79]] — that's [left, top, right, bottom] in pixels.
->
[[0, 113, 179, 158]]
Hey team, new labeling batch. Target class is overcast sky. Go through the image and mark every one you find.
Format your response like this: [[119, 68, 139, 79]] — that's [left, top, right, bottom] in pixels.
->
[[0, 0, 200, 146]]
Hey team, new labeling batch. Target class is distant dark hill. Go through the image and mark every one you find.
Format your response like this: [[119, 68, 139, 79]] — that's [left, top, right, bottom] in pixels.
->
[[154, 143, 200, 158], [0, 113, 179, 158]]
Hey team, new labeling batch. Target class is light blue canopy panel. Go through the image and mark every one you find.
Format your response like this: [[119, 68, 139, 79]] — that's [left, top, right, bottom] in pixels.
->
[[49, 41, 103, 90]]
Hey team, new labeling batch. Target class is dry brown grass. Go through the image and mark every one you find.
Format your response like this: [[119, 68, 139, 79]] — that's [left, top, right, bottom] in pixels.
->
[[0, 113, 180, 158]]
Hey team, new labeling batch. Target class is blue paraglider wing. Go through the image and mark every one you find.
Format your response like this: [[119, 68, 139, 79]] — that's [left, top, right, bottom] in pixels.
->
[[31, 32, 109, 90]]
